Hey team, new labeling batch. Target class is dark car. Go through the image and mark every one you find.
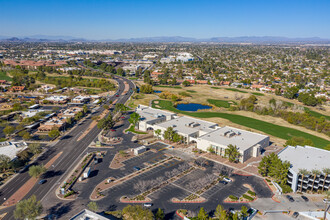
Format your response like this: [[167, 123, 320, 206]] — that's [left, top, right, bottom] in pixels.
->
[[286, 195, 294, 202], [301, 195, 309, 202], [133, 166, 140, 171], [219, 180, 228, 185], [292, 212, 299, 218], [38, 179, 46, 184]]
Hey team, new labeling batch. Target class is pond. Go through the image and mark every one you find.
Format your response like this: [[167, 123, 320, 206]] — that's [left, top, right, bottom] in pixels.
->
[[154, 90, 162, 93], [176, 103, 212, 112]]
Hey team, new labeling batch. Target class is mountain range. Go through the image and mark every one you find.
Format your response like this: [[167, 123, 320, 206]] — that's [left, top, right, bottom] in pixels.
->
[[0, 35, 329, 44]]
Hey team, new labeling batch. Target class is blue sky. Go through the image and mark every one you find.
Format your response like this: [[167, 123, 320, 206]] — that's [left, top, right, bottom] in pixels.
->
[[0, 0, 329, 39]]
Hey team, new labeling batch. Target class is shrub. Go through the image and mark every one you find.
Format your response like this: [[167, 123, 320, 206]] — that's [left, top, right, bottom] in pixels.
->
[[242, 194, 254, 201], [64, 191, 75, 198], [248, 190, 256, 196], [229, 195, 238, 201], [279, 183, 293, 193]]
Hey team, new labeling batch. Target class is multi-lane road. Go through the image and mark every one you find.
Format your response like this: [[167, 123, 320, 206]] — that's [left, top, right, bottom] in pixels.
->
[[0, 75, 135, 219]]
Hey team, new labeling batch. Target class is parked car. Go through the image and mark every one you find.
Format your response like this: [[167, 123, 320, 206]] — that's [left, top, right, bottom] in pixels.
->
[[292, 212, 299, 218], [38, 179, 46, 184], [110, 129, 116, 132], [133, 166, 140, 171], [286, 195, 294, 202], [143, 203, 152, 207], [223, 177, 232, 183], [323, 198, 330, 203], [219, 180, 228, 185], [301, 195, 309, 202]]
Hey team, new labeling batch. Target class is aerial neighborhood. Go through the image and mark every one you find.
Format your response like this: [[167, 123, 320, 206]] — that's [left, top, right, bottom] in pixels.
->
[[0, 23, 329, 220]]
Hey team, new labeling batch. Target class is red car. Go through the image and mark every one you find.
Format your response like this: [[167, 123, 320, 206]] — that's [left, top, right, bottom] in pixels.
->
[[110, 129, 116, 132], [121, 116, 125, 119]]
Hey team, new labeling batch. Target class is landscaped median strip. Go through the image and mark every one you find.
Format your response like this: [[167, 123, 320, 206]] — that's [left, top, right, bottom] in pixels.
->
[[90, 156, 178, 200], [1, 151, 63, 207], [152, 100, 330, 148]]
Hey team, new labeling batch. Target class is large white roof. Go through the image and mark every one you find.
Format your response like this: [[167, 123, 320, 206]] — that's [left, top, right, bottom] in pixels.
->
[[136, 105, 176, 122], [156, 116, 218, 135], [278, 145, 330, 174], [198, 126, 269, 151]]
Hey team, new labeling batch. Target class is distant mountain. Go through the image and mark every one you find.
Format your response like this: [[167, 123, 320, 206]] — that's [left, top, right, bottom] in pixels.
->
[[0, 35, 329, 44]]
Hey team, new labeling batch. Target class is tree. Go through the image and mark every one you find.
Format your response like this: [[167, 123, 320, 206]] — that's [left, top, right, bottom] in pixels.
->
[[0, 154, 11, 172], [163, 126, 175, 142], [140, 84, 153, 94], [97, 114, 115, 130], [197, 207, 208, 220], [122, 205, 154, 220], [224, 144, 241, 163], [14, 195, 43, 220], [117, 68, 125, 76], [241, 206, 248, 218], [128, 112, 141, 128], [207, 146, 215, 154], [155, 129, 162, 140], [3, 125, 15, 136], [284, 86, 299, 99], [214, 204, 227, 220], [87, 201, 98, 212], [28, 144, 42, 155], [48, 128, 60, 139], [285, 136, 314, 147], [28, 165, 46, 178], [23, 132, 32, 140], [103, 104, 109, 110], [82, 104, 88, 114], [155, 208, 165, 220], [182, 80, 191, 87]]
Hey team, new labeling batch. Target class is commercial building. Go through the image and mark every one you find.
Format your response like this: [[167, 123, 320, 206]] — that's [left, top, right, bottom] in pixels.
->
[[278, 145, 330, 192], [0, 141, 28, 160], [153, 116, 218, 144], [135, 106, 269, 162], [136, 105, 176, 131], [195, 126, 269, 162], [44, 95, 69, 104], [70, 209, 114, 220]]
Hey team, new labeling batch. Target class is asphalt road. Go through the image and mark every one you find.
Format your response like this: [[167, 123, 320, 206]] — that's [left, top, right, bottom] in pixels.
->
[[0, 75, 135, 219]]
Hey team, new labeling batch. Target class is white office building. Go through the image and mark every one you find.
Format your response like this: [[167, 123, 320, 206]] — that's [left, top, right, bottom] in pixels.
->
[[278, 145, 330, 192]]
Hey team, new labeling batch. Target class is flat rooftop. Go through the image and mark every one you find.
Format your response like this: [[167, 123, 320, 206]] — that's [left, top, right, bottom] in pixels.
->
[[156, 116, 218, 135], [198, 126, 269, 151], [136, 105, 176, 122], [278, 145, 330, 174]]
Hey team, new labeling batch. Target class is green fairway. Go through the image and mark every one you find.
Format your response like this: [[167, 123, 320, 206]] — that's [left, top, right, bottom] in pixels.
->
[[186, 90, 197, 93], [211, 87, 221, 89], [207, 99, 237, 108], [154, 85, 182, 89], [225, 88, 248, 93], [251, 92, 265, 96], [151, 99, 329, 148], [0, 71, 12, 81], [304, 108, 330, 120]]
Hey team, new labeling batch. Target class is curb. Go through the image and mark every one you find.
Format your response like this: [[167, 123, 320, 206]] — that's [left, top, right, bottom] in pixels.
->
[[224, 196, 257, 203], [176, 210, 185, 219]]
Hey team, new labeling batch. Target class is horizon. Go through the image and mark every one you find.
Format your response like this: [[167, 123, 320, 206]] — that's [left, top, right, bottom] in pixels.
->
[[1, 0, 330, 39]]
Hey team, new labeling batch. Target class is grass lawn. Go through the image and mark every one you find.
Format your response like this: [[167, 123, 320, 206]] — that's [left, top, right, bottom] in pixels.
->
[[152, 100, 329, 148], [187, 90, 197, 93], [125, 125, 147, 134], [251, 92, 265, 96], [225, 88, 248, 93], [211, 87, 221, 89], [154, 85, 182, 89], [284, 101, 330, 120], [207, 99, 236, 108], [0, 71, 12, 81]]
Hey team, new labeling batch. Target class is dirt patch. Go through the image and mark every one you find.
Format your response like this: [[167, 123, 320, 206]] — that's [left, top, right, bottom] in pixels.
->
[[109, 150, 135, 169]]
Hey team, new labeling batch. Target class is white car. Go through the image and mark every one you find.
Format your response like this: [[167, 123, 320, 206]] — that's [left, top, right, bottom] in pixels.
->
[[223, 177, 232, 183], [143, 203, 153, 207]]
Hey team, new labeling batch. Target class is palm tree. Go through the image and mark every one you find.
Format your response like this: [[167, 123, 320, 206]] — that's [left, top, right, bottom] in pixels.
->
[[224, 144, 241, 163], [155, 129, 162, 140]]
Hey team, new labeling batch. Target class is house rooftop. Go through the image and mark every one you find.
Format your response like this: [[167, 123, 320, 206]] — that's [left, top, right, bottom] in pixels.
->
[[198, 126, 269, 151], [278, 145, 330, 174]]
